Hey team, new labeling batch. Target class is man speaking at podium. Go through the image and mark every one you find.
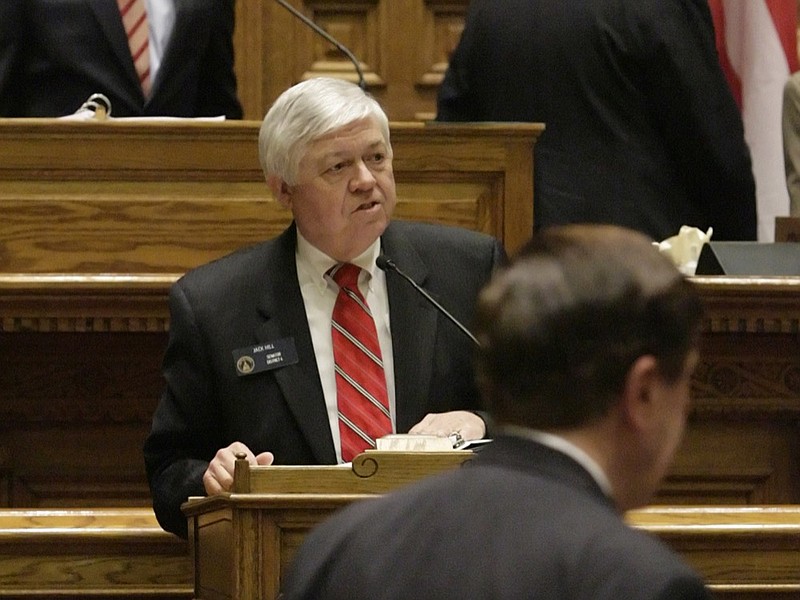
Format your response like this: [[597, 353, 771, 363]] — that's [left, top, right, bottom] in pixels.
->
[[144, 77, 505, 538]]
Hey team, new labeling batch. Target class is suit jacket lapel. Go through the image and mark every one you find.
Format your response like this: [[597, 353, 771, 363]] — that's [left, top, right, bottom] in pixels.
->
[[88, 0, 142, 95], [380, 224, 438, 432], [253, 225, 337, 464]]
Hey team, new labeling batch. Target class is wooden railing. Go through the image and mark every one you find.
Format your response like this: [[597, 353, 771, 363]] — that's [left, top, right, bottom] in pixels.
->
[[627, 505, 800, 598], [1, 505, 798, 599], [0, 508, 191, 599]]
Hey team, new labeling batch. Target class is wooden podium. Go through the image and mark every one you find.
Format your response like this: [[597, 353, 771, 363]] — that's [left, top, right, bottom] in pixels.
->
[[181, 451, 473, 600]]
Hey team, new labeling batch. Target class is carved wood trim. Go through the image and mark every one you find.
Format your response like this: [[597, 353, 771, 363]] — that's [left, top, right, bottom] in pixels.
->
[[692, 360, 800, 417], [233, 0, 472, 120], [300, 0, 384, 88], [3, 275, 798, 331], [693, 277, 800, 334], [0, 274, 174, 332]]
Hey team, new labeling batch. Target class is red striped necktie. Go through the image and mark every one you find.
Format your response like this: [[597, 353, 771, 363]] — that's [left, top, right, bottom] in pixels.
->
[[117, 0, 151, 97], [330, 263, 391, 462]]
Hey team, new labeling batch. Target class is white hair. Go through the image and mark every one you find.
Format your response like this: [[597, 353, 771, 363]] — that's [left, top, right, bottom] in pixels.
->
[[258, 78, 391, 184]]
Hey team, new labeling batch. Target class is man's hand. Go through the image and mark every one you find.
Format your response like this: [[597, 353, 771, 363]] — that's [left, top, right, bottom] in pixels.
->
[[408, 410, 486, 442], [202, 441, 274, 495]]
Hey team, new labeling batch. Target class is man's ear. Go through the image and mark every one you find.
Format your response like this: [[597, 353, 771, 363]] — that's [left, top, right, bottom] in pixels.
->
[[268, 175, 292, 209], [619, 355, 660, 432]]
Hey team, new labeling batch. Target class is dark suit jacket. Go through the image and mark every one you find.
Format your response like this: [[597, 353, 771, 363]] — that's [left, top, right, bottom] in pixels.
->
[[144, 221, 505, 538], [436, 0, 756, 242], [0, 0, 241, 118], [282, 435, 712, 600]]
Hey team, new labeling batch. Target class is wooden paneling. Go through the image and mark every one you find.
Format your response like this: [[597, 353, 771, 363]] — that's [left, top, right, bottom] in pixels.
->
[[2, 504, 798, 600], [232, 0, 470, 120], [0, 119, 540, 275], [1, 276, 799, 509], [657, 277, 800, 505]]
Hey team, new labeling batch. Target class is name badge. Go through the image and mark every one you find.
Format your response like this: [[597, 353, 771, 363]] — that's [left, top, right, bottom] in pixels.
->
[[232, 338, 299, 376]]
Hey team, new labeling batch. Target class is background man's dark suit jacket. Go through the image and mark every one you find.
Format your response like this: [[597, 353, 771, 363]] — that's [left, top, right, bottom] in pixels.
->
[[282, 435, 711, 600], [436, 0, 756, 242], [0, 0, 242, 118], [144, 221, 505, 537]]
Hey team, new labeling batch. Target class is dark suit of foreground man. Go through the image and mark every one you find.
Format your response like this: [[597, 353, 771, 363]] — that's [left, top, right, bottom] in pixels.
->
[[282, 224, 711, 600], [437, 0, 756, 242], [0, 0, 241, 118], [144, 77, 505, 538]]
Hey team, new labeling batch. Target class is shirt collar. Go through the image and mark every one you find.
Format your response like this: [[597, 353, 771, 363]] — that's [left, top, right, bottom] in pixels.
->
[[296, 231, 382, 293], [499, 424, 613, 497]]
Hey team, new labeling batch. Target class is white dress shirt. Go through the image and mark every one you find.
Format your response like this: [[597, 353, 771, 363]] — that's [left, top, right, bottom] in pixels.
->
[[145, 0, 175, 85], [500, 424, 613, 497], [295, 233, 396, 463]]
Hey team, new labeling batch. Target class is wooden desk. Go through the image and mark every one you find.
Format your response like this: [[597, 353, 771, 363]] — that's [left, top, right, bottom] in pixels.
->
[[0, 502, 795, 599], [0, 118, 540, 273], [186, 500, 800, 599], [627, 505, 800, 599], [184, 452, 473, 600]]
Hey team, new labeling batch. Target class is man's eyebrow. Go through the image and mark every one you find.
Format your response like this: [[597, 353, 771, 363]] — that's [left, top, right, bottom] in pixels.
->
[[320, 140, 388, 161]]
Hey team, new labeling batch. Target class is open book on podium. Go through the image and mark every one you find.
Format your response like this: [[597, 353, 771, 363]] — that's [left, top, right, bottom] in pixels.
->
[[181, 441, 477, 600]]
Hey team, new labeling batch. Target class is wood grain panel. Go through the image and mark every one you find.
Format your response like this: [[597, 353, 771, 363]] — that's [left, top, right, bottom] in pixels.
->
[[232, 0, 470, 121], [627, 506, 800, 598], [0, 120, 540, 275], [0, 509, 191, 599]]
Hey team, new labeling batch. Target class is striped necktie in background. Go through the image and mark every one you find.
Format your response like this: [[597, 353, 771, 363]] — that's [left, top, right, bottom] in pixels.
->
[[330, 263, 392, 462], [117, 0, 151, 97]]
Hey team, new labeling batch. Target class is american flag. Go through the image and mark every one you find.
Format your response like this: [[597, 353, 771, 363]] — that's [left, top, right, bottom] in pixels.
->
[[708, 0, 799, 241]]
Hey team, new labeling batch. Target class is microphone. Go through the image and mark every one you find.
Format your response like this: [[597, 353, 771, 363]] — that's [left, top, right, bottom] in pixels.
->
[[275, 0, 367, 91], [376, 255, 480, 347]]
